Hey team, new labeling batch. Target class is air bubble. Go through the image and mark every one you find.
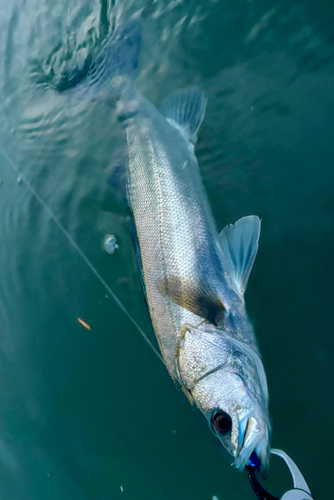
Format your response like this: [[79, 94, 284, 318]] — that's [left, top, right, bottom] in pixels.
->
[[103, 235, 119, 254]]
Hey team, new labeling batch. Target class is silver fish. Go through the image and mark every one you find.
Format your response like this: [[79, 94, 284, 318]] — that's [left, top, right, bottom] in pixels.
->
[[66, 21, 271, 475]]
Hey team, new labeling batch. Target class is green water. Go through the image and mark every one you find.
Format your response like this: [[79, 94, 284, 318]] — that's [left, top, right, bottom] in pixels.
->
[[0, 1, 333, 498]]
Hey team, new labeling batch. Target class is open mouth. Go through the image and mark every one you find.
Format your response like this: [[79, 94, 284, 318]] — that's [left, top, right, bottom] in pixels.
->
[[233, 415, 266, 472]]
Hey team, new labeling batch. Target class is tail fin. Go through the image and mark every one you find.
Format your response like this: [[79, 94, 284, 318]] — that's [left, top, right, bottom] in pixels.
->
[[54, 19, 142, 101]]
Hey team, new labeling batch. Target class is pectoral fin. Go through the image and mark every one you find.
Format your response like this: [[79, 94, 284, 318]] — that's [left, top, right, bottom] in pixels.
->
[[157, 275, 225, 326], [218, 215, 261, 295]]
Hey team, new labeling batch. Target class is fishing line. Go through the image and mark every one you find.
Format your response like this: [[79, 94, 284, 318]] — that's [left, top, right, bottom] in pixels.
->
[[0, 145, 164, 363]]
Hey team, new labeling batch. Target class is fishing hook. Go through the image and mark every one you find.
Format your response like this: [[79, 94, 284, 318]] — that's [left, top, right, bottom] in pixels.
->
[[246, 449, 314, 500]]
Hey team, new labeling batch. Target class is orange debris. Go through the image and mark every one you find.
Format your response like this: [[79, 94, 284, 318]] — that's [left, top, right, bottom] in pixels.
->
[[77, 318, 91, 330]]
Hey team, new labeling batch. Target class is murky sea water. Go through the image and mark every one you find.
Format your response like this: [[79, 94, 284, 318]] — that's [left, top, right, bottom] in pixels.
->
[[0, 1, 333, 499]]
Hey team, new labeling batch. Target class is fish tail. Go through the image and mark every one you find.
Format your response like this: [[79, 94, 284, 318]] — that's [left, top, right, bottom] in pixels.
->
[[52, 19, 142, 103]]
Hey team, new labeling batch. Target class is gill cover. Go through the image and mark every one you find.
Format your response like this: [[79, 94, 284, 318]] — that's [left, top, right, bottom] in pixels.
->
[[176, 324, 270, 472], [176, 325, 268, 409]]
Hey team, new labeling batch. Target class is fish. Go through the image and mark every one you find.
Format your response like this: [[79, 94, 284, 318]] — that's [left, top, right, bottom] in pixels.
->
[[58, 19, 271, 476]]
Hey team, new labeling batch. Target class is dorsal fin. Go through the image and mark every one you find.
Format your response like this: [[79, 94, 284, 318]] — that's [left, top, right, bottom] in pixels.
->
[[218, 216, 261, 295], [160, 87, 207, 144]]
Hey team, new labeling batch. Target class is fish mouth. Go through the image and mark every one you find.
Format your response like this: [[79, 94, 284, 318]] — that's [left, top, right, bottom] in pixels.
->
[[233, 414, 268, 474]]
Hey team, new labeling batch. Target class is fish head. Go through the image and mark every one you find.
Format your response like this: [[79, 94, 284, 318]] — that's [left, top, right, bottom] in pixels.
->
[[177, 326, 271, 476], [194, 368, 270, 476]]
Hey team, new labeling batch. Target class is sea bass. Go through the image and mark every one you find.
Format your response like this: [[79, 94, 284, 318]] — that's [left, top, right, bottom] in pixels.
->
[[62, 21, 271, 475]]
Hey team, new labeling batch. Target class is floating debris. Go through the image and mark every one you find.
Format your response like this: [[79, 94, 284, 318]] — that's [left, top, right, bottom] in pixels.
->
[[120, 486, 124, 492], [17, 177, 22, 184], [104, 235, 119, 255], [77, 318, 91, 331]]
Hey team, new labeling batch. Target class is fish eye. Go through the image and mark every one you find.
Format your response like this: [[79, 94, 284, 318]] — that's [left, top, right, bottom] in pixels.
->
[[211, 411, 232, 435]]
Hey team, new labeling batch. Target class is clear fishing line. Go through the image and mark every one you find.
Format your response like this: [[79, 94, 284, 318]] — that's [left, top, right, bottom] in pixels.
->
[[0, 145, 164, 363]]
